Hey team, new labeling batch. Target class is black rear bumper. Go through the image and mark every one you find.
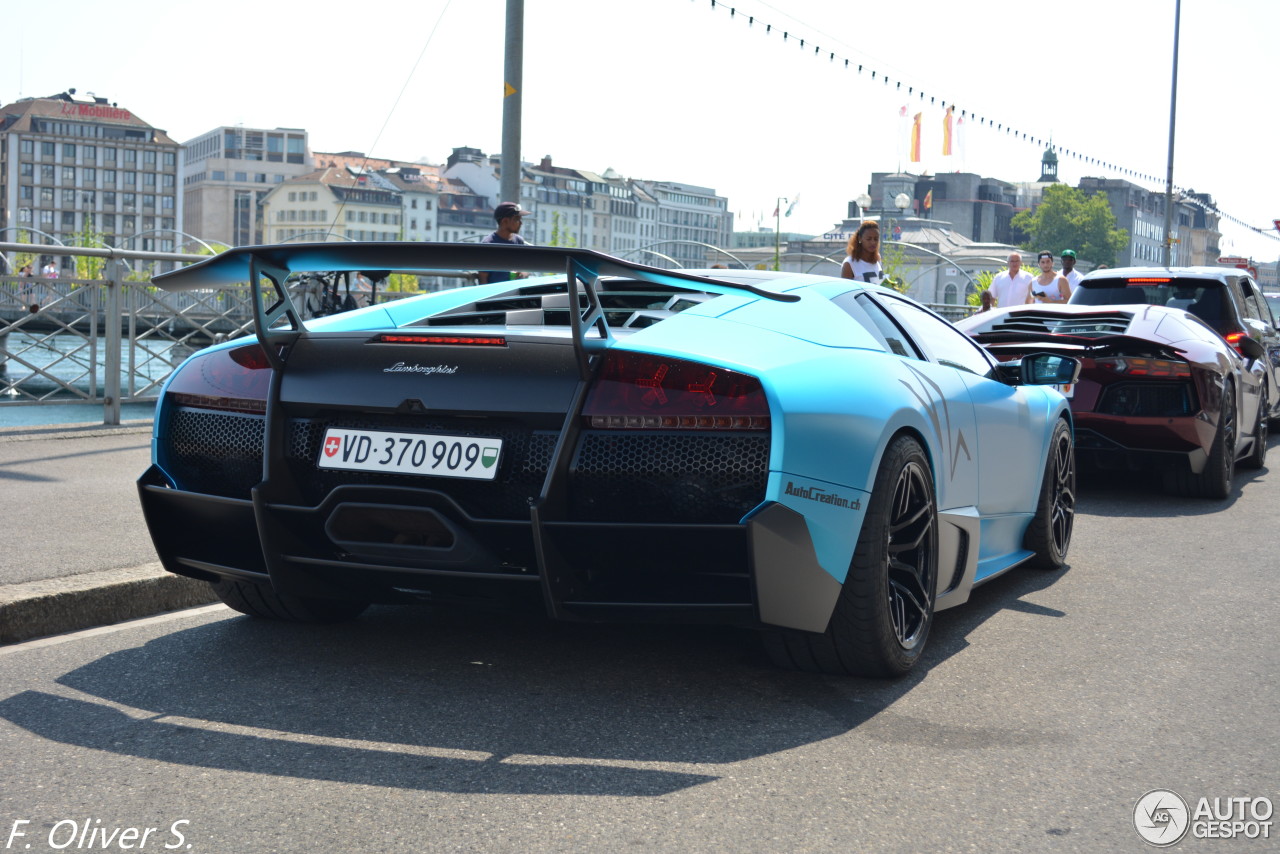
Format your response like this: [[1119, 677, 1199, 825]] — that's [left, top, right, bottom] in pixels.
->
[[139, 466, 759, 624], [139, 466, 846, 632]]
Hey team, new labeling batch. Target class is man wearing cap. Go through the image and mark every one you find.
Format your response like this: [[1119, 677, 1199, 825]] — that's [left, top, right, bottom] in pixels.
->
[[478, 201, 532, 284], [1061, 250, 1082, 296]]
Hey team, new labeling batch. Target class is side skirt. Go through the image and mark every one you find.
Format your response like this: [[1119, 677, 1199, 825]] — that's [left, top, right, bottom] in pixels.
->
[[934, 506, 981, 612]]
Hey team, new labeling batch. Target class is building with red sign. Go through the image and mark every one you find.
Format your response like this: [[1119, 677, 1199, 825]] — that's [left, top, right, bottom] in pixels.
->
[[0, 90, 182, 271]]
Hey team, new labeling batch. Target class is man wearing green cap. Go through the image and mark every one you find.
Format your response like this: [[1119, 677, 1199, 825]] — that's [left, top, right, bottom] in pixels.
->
[[1061, 250, 1082, 296]]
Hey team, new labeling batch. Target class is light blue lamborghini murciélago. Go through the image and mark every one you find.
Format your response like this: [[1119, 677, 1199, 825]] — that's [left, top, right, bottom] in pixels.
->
[[138, 244, 1079, 677]]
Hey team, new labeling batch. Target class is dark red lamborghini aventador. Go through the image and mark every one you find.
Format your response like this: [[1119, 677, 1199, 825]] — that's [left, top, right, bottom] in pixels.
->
[[957, 302, 1268, 498]]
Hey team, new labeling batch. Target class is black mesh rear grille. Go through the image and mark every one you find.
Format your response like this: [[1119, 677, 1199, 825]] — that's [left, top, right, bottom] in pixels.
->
[[166, 407, 265, 497], [1096, 382, 1195, 417], [287, 416, 555, 519], [571, 432, 770, 523], [165, 410, 771, 525]]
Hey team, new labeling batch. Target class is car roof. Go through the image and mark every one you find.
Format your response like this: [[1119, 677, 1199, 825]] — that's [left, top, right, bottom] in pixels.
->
[[1079, 266, 1251, 283]]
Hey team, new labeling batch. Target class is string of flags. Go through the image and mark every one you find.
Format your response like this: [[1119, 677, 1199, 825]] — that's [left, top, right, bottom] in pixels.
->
[[697, 0, 1279, 242]]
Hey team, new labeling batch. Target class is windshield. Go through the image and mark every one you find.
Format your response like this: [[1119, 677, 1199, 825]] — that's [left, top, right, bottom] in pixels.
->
[[1069, 276, 1230, 334]]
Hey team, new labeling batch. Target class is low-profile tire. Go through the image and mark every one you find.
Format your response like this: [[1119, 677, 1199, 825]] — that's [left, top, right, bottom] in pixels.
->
[[1241, 390, 1268, 470], [764, 435, 938, 678], [1023, 418, 1075, 570], [212, 578, 370, 623], [1164, 381, 1236, 499]]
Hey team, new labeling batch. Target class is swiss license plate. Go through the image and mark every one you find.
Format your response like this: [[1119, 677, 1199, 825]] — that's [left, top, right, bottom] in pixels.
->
[[317, 428, 502, 480], [1057, 383, 1075, 399]]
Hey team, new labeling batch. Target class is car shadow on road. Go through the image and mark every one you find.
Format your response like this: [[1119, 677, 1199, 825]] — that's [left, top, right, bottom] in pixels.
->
[[0, 564, 1071, 798], [1075, 446, 1274, 517]]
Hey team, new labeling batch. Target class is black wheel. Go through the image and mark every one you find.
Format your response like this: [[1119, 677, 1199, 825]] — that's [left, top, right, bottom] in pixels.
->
[[212, 578, 370, 623], [1023, 418, 1075, 569], [1164, 381, 1236, 499], [765, 435, 937, 677], [1242, 389, 1268, 470]]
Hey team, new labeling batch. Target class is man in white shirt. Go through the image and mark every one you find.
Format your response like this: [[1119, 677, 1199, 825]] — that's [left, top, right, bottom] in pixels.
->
[[1061, 250, 1083, 296], [988, 253, 1033, 307]]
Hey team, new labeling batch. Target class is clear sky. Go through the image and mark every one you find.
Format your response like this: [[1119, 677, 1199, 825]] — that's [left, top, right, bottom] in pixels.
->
[[6, 0, 1278, 260]]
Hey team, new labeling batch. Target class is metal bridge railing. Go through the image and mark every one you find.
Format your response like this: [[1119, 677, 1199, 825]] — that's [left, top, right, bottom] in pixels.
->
[[0, 243, 463, 425]]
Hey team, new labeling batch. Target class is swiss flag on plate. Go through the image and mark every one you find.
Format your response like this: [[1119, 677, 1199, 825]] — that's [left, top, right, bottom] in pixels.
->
[[324, 436, 341, 457]]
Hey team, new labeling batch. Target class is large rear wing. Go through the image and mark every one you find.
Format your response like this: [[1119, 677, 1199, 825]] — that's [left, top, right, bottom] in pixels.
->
[[151, 242, 798, 376]]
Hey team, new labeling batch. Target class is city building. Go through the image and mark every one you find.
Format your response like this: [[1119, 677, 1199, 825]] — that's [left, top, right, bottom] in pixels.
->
[[259, 166, 401, 244], [1, 89, 182, 271], [379, 165, 441, 242], [629, 181, 659, 263], [314, 152, 443, 243], [520, 154, 592, 248], [436, 175, 494, 243], [635, 180, 733, 269], [182, 126, 313, 246], [1077, 176, 1209, 266]]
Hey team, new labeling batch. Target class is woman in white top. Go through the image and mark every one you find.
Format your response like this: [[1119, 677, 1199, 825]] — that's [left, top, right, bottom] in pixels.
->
[[1029, 250, 1071, 304], [840, 220, 883, 284]]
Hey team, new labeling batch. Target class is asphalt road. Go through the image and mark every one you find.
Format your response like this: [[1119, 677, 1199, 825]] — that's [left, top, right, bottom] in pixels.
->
[[0, 450, 1277, 852]]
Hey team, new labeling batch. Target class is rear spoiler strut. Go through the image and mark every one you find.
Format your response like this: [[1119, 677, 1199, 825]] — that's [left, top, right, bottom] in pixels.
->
[[151, 242, 799, 378]]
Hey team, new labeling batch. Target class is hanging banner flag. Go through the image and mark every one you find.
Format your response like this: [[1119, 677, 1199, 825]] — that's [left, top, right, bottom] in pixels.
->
[[785, 195, 801, 217], [910, 113, 922, 162], [924, 189, 933, 211], [942, 106, 954, 156]]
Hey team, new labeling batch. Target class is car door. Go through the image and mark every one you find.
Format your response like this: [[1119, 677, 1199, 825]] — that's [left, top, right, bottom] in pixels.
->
[[839, 292, 980, 515], [872, 293, 1041, 518], [1240, 278, 1280, 407]]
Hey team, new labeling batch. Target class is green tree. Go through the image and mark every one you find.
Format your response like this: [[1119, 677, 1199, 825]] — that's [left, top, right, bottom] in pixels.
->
[[879, 242, 915, 294], [125, 262, 156, 283], [1011, 183, 1128, 267], [385, 272, 420, 294], [73, 215, 107, 280], [547, 211, 577, 248], [966, 270, 995, 307], [10, 229, 38, 274]]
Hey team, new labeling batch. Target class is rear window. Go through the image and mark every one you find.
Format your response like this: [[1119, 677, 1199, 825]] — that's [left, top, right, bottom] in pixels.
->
[[1069, 276, 1232, 334]]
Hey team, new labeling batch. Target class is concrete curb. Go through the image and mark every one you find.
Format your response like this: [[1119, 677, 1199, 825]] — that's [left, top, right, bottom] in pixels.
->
[[0, 563, 220, 645], [0, 420, 153, 443]]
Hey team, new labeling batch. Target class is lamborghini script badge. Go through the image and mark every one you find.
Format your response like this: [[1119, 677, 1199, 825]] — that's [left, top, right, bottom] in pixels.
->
[[383, 362, 459, 375]]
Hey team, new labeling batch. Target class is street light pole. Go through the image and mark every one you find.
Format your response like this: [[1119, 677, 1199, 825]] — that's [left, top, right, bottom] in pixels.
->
[[773, 197, 787, 271], [500, 0, 524, 207], [1162, 0, 1181, 268]]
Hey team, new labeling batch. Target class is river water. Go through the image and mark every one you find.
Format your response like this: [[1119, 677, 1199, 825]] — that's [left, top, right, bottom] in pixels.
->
[[0, 330, 192, 426]]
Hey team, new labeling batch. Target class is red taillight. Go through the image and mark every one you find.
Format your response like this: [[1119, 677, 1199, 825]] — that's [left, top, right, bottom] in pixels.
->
[[376, 334, 506, 346], [166, 343, 271, 413], [582, 352, 769, 430], [1095, 356, 1191, 378], [1222, 332, 1247, 355]]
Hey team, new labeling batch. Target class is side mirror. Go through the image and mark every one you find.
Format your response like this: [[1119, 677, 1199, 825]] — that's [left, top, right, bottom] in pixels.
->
[[998, 352, 1082, 386], [1237, 335, 1265, 361], [1022, 352, 1082, 386]]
